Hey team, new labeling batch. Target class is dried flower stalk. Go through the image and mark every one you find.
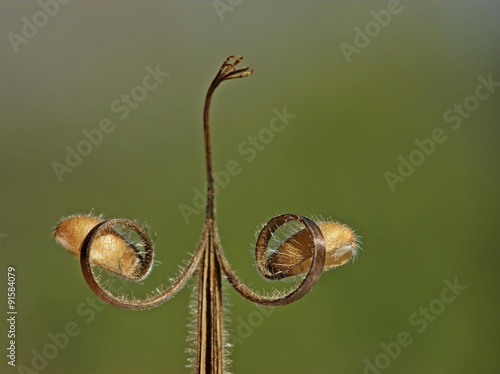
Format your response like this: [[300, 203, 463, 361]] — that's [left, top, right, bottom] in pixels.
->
[[53, 56, 361, 373]]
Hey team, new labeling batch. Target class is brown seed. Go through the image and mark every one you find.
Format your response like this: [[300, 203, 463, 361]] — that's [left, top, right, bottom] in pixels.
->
[[268, 221, 358, 277], [54, 215, 146, 280]]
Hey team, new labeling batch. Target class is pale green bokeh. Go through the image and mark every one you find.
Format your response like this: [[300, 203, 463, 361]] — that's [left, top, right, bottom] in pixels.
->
[[1, 1, 499, 373]]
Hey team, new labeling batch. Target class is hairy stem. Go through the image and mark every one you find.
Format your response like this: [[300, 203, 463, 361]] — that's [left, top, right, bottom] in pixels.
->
[[195, 228, 224, 373], [195, 59, 230, 373]]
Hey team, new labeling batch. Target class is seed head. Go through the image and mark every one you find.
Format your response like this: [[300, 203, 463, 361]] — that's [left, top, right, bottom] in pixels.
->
[[268, 221, 360, 277], [54, 214, 148, 280]]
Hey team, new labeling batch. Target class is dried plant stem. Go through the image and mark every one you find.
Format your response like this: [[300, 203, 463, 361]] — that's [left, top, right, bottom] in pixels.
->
[[194, 57, 233, 372], [67, 56, 357, 374], [196, 228, 224, 373]]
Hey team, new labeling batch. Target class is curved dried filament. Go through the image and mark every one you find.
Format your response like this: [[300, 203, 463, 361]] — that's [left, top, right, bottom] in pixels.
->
[[216, 214, 327, 307], [80, 219, 207, 311]]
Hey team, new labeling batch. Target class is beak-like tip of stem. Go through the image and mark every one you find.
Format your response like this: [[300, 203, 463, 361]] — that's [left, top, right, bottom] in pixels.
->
[[218, 56, 254, 81]]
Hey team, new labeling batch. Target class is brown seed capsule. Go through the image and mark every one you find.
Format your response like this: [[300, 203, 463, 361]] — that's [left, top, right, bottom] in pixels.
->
[[54, 214, 147, 280], [268, 221, 359, 277]]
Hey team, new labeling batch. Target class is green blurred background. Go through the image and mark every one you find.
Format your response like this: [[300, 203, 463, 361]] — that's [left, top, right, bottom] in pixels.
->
[[1, 1, 499, 373]]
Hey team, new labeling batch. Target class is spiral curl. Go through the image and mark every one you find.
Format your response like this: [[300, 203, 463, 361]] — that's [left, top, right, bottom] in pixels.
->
[[78, 214, 328, 310]]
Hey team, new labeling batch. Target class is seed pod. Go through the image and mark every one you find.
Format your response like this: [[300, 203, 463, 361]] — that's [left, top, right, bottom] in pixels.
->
[[268, 221, 359, 277], [54, 214, 148, 280]]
